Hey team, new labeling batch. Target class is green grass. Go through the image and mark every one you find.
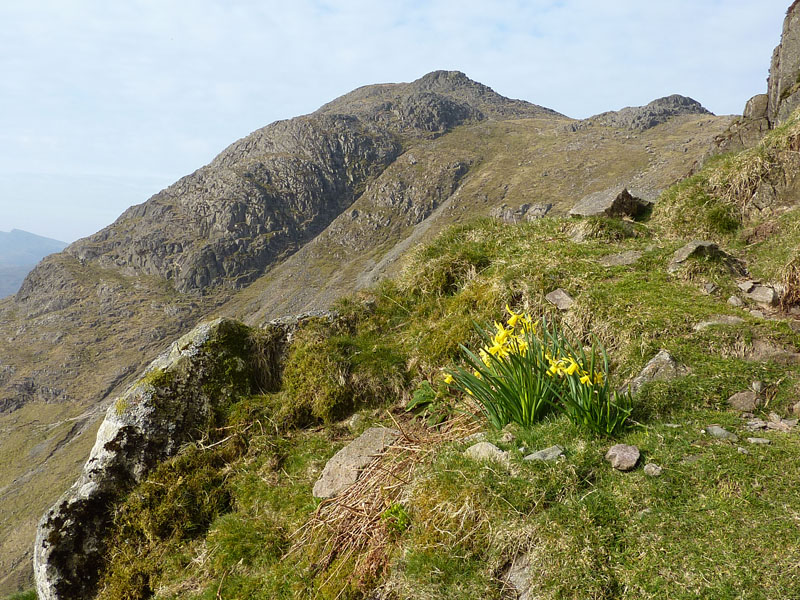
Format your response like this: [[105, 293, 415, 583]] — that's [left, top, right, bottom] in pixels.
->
[[1, 591, 37, 600]]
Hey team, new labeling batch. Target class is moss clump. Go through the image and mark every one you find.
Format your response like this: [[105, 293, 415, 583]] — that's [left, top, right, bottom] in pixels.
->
[[279, 317, 407, 429], [97, 443, 238, 600]]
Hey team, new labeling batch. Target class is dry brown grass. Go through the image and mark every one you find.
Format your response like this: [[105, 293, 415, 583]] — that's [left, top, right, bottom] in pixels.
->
[[289, 414, 480, 596]]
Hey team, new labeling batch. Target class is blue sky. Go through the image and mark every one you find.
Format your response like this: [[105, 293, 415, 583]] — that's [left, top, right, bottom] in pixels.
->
[[0, 0, 792, 242]]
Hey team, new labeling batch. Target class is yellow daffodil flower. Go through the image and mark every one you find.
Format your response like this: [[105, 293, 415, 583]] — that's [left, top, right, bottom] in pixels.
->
[[444, 373, 454, 385]]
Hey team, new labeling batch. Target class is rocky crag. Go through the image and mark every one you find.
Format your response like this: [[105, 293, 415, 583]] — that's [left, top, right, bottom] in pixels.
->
[[0, 66, 757, 594]]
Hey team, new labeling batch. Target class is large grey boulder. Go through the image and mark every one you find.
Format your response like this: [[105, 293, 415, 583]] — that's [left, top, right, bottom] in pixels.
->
[[313, 427, 401, 499], [34, 318, 280, 600], [768, 2, 800, 126], [569, 187, 652, 219]]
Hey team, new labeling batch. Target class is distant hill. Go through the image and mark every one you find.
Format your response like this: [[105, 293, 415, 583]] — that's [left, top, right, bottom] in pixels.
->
[[0, 229, 67, 297]]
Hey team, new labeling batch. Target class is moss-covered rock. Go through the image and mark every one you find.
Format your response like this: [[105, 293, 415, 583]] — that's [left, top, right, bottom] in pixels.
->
[[33, 318, 285, 600]]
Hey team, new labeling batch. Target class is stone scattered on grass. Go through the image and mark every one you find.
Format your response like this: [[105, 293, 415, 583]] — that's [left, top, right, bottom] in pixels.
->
[[747, 437, 772, 445], [738, 447, 750, 455], [503, 553, 533, 600], [750, 309, 766, 318], [312, 427, 400, 499], [668, 241, 743, 274], [703, 282, 718, 294], [545, 288, 574, 311], [746, 285, 778, 306], [705, 425, 739, 442], [465, 441, 509, 465], [727, 390, 759, 412], [605, 444, 640, 471], [728, 295, 744, 307], [766, 413, 797, 432], [664, 423, 681, 428], [569, 186, 651, 219], [524, 445, 565, 462], [644, 463, 663, 477], [599, 250, 642, 267], [792, 400, 800, 417], [627, 349, 688, 394], [738, 280, 757, 293], [462, 431, 486, 443], [694, 315, 745, 331], [500, 431, 516, 444]]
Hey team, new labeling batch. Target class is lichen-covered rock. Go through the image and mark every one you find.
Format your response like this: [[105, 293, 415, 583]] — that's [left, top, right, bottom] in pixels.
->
[[569, 187, 651, 219], [312, 427, 400, 499], [34, 318, 282, 600]]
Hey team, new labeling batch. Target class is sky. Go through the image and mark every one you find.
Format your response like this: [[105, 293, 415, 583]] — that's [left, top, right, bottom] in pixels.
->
[[0, 0, 792, 243]]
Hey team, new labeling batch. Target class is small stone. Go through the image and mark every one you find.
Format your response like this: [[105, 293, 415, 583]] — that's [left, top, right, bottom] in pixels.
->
[[727, 390, 759, 412], [747, 437, 771, 445], [792, 400, 800, 417], [728, 295, 744, 307], [751, 381, 764, 394], [738, 447, 750, 455], [599, 250, 642, 267], [703, 282, 718, 294], [694, 315, 745, 331], [745, 419, 768, 431], [500, 431, 516, 444], [524, 445, 565, 462], [627, 350, 688, 394], [671, 241, 719, 263], [465, 441, 509, 464], [705, 425, 739, 442], [746, 286, 778, 306], [644, 463, 663, 477], [750, 309, 765, 318], [545, 288, 574, 311], [669, 241, 743, 274], [462, 432, 486, 443], [738, 280, 757, 293], [664, 423, 681, 428], [605, 444, 640, 471]]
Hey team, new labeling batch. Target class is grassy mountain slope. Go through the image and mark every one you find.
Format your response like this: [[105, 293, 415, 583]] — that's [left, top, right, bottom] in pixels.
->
[[0, 74, 737, 594], [35, 108, 800, 599]]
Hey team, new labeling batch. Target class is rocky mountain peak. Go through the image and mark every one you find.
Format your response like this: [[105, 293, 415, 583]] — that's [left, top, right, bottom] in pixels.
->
[[318, 70, 561, 131], [576, 94, 712, 131]]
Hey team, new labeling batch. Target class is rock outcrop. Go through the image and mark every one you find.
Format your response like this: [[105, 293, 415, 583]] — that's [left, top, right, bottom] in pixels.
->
[[33, 318, 284, 600], [768, 1, 800, 125], [577, 95, 712, 131], [569, 186, 651, 219]]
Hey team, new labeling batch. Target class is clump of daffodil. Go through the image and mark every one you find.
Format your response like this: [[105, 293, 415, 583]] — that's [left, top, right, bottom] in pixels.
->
[[444, 307, 631, 436]]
